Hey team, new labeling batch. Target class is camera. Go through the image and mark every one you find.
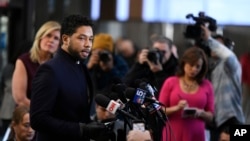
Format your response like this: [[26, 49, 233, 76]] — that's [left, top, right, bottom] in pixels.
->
[[184, 12, 217, 39], [184, 12, 217, 56], [147, 48, 164, 64], [99, 50, 111, 63]]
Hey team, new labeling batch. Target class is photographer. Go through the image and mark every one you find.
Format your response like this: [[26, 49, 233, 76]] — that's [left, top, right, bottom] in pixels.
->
[[86, 33, 129, 115], [200, 25, 245, 141], [124, 35, 178, 98], [123, 35, 178, 141]]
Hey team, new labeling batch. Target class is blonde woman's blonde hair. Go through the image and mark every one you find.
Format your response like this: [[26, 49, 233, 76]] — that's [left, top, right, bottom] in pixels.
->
[[30, 21, 61, 63]]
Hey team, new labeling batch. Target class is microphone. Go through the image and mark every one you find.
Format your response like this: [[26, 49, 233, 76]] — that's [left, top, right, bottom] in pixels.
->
[[134, 79, 163, 114], [134, 79, 158, 98], [107, 92, 125, 109], [95, 94, 139, 121], [111, 83, 128, 103], [125, 87, 164, 106], [125, 87, 167, 123], [110, 85, 148, 122]]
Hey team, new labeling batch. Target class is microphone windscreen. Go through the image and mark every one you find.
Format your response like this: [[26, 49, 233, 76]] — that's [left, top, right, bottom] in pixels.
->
[[111, 83, 126, 92], [134, 79, 143, 87], [111, 84, 128, 103], [141, 78, 149, 83], [95, 94, 110, 108], [111, 77, 123, 84], [124, 87, 136, 100], [108, 92, 119, 101], [134, 79, 149, 89]]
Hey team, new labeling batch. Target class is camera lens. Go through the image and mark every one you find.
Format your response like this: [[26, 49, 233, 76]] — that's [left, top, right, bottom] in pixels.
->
[[99, 51, 111, 63], [147, 49, 163, 64]]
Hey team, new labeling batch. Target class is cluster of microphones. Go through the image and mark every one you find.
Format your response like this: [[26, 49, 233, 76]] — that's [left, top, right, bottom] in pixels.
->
[[94, 79, 168, 134]]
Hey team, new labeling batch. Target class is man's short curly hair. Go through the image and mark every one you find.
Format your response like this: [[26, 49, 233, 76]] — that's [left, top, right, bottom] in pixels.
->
[[61, 14, 94, 36]]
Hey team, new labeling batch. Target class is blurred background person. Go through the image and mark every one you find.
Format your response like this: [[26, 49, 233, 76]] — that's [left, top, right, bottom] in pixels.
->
[[124, 34, 178, 98], [87, 33, 129, 91], [240, 52, 250, 124], [86, 33, 129, 115], [115, 36, 140, 68], [205, 34, 237, 140], [150, 34, 179, 58], [201, 26, 245, 141], [158, 47, 214, 141], [6, 105, 35, 141], [218, 126, 230, 141], [12, 21, 60, 107], [0, 40, 32, 139], [0, 62, 15, 140]]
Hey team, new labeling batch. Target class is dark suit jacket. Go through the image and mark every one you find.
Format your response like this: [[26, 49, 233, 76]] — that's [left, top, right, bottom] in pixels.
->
[[30, 48, 94, 141]]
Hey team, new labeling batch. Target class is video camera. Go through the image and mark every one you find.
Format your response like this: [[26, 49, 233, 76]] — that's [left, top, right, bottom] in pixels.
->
[[184, 12, 217, 56], [184, 12, 217, 39]]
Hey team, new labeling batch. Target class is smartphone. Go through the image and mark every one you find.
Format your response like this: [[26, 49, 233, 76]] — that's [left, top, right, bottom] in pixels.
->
[[184, 108, 196, 115], [132, 120, 145, 131], [182, 107, 197, 118]]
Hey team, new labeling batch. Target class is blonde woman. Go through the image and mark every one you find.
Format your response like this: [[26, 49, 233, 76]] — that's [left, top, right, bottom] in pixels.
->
[[12, 21, 61, 107]]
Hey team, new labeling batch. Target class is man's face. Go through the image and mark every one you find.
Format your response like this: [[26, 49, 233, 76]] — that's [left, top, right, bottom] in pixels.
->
[[117, 40, 135, 58], [152, 42, 171, 63], [64, 26, 93, 60]]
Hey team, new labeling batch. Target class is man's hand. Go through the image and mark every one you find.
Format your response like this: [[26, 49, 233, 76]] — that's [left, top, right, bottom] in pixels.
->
[[127, 130, 152, 141], [80, 122, 109, 140], [201, 25, 211, 41], [138, 49, 163, 72], [138, 49, 149, 65], [147, 59, 163, 72], [87, 50, 100, 69]]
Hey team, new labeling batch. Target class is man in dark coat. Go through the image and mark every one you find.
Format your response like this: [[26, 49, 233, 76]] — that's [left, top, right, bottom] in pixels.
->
[[30, 15, 107, 141], [124, 35, 178, 98]]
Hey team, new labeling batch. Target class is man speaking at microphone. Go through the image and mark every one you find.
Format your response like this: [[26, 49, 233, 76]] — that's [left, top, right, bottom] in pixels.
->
[[30, 15, 108, 141]]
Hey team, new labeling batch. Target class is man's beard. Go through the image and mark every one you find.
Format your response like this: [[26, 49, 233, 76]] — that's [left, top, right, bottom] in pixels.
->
[[68, 45, 85, 61]]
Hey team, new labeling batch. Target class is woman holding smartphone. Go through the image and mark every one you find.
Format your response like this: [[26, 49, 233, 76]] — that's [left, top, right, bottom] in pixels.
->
[[158, 47, 214, 141]]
